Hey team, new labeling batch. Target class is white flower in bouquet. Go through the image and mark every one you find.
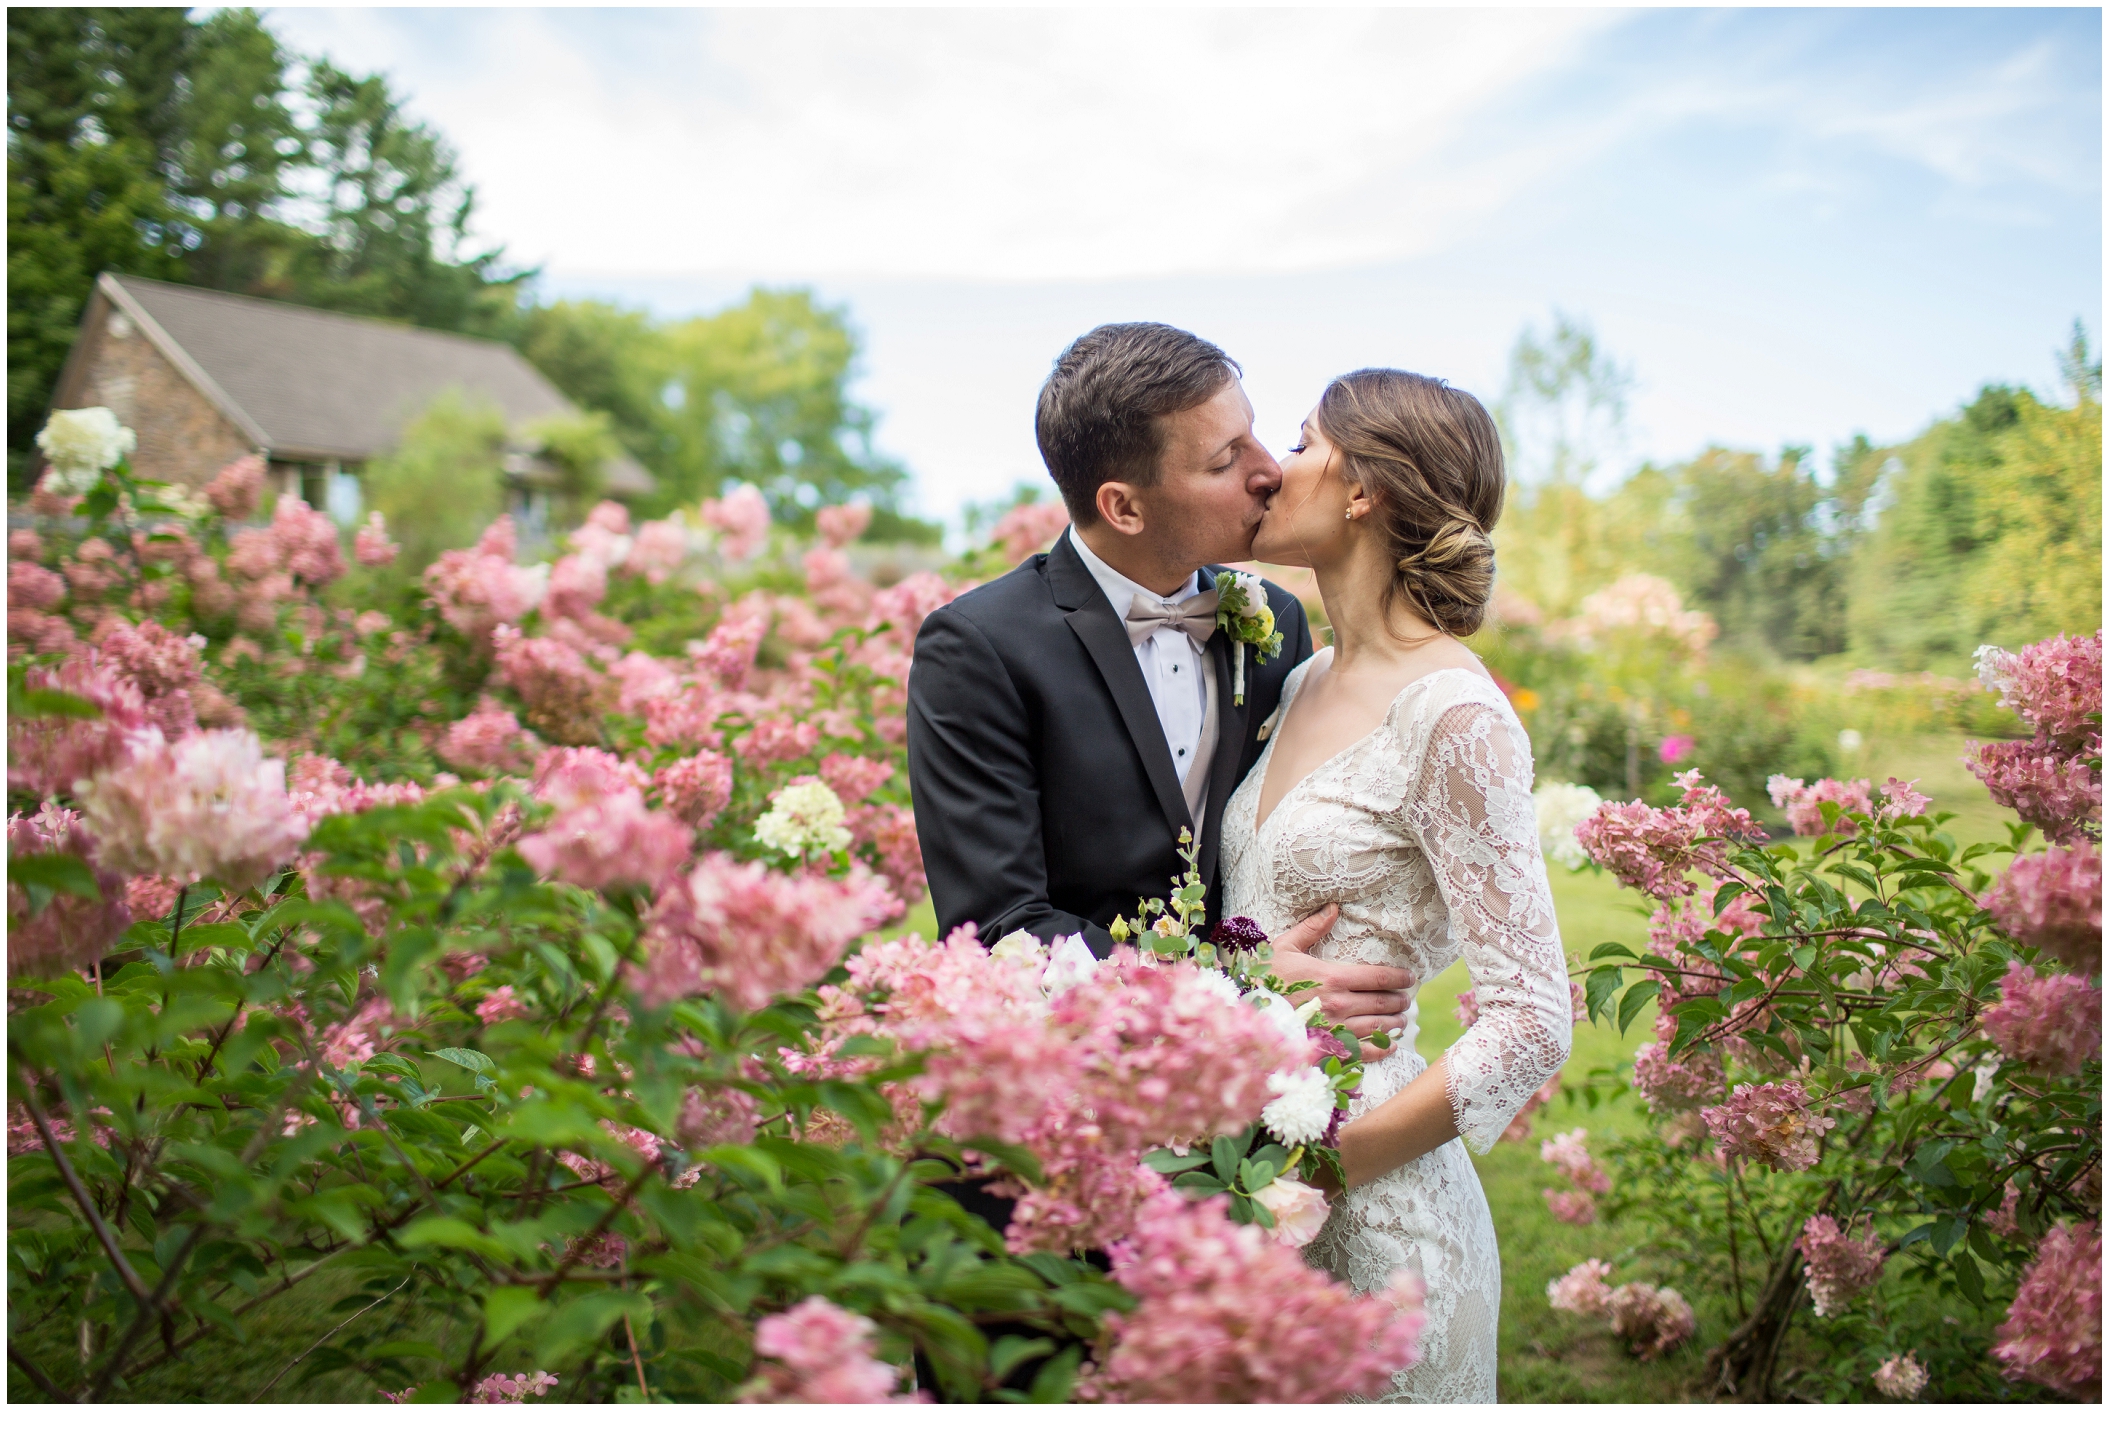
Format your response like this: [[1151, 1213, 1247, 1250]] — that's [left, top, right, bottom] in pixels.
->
[[1252, 1175, 1331, 1247], [1532, 781, 1602, 872], [1247, 988, 1308, 1047], [1190, 967, 1245, 1010], [1262, 1065, 1335, 1146], [754, 778, 852, 857], [37, 407, 136, 492], [1040, 933, 1100, 996]]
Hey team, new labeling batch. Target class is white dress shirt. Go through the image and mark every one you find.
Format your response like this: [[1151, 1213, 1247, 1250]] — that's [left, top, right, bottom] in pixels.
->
[[1068, 527, 1213, 813]]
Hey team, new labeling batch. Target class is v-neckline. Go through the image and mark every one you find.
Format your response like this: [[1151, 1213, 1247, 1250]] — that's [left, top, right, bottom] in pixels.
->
[[1248, 658, 1478, 839]]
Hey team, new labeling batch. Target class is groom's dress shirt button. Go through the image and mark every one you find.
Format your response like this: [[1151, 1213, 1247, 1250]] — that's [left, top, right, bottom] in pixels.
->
[[1066, 527, 1211, 791]]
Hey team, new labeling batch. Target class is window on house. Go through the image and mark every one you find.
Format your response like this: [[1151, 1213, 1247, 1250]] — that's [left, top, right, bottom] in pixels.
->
[[326, 467, 363, 528]]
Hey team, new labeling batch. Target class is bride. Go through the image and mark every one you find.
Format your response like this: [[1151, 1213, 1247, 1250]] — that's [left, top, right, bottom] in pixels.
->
[[1221, 369, 1573, 1403]]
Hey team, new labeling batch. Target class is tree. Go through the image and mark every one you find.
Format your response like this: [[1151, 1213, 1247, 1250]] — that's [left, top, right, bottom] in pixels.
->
[[1494, 310, 1635, 494], [658, 288, 906, 520]]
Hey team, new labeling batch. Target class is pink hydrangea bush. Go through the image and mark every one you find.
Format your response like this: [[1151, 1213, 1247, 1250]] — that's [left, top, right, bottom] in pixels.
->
[[1575, 770, 1766, 899], [1967, 632, 2103, 845], [1984, 841, 2101, 973]]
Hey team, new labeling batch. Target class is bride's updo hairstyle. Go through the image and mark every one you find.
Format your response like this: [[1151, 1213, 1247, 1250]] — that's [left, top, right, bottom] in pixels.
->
[[1316, 368, 1505, 637]]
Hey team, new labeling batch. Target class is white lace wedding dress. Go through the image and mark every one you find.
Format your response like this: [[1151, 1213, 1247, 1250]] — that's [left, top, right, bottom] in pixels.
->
[[1221, 656, 1573, 1404]]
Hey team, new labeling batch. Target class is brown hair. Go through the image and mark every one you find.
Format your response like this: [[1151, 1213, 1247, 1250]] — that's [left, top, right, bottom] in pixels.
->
[[1316, 368, 1505, 637], [1035, 323, 1240, 521]]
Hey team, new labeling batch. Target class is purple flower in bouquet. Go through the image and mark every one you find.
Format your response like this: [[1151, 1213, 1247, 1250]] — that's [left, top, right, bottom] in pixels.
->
[[1211, 915, 1270, 953]]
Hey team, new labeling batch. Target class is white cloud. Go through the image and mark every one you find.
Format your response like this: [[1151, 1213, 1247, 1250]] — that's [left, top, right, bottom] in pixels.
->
[[263, 7, 1622, 280]]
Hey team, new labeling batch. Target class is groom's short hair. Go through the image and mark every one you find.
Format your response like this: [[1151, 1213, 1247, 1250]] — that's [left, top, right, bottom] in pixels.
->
[[1035, 323, 1240, 521]]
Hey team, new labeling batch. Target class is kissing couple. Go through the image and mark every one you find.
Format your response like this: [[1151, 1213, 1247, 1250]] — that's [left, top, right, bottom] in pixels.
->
[[906, 323, 1574, 1403]]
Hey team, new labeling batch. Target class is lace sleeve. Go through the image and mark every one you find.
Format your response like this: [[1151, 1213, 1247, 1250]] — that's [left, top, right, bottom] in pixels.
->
[[1402, 699, 1572, 1153]]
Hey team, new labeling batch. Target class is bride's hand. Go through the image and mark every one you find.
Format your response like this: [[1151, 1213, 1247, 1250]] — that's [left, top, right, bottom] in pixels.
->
[[1269, 904, 1412, 1058]]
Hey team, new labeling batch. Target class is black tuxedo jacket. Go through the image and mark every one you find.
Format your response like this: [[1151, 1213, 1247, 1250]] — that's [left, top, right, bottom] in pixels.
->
[[907, 532, 1316, 956]]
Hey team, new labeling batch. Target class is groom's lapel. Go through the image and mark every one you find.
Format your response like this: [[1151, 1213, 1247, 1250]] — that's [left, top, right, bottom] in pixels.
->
[[1195, 576, 1249, 894], [1048, 533, 1193, 840]]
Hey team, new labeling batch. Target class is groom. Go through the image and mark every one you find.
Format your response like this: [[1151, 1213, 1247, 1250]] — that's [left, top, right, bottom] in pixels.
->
[[907, 322, 1412, 1044]]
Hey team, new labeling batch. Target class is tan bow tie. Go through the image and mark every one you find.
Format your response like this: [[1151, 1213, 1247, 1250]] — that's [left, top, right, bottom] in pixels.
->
[[1124, 589, 1218, 647]]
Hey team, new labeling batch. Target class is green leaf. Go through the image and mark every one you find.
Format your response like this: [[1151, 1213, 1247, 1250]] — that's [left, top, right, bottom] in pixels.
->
[[170, 922, 253, 956], [1175, 1172, 1228, 1198], [429, 1047, 497, 1075], [483, 1286, 547, 1347], [394, 1216, 511, 1261], [1929, 1214, 1968, 1257], [14, 686, 104, 720], [534, 1292, 652, 1369], [1584, 966, 1623, 1023], [362, 1052, 424, 1083], [1210, 1134, 1241, 1183], [1710, 882, 1747, 916], [1589, 942, 1638, 962], [1617, 979, 1661, 1036], [1952, 1250, 1986, 1305], [1238, 1155, 1279, 1192], [7, 851, 101, 901], [1029, 1346, 1082, 1403], [1143, 1147, 1207, 1174]]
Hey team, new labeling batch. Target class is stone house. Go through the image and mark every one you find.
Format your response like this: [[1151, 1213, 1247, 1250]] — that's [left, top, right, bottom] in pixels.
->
[[47, 272, 651, 524]]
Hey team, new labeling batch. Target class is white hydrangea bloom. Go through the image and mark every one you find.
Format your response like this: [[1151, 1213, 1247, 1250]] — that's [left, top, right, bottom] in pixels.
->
[[1261, 1065, 1335, 1146], [37, 407, 136, 493], [753, 778, 852, 857], [1532, 781, 1602, 872]]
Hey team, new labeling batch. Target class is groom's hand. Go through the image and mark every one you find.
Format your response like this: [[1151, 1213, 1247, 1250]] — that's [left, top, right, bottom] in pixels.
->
[[1268, 904, 1412, 1060]]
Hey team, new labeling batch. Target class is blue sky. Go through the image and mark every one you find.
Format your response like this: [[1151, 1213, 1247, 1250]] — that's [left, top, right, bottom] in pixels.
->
[[262, 6, 2102, 531]]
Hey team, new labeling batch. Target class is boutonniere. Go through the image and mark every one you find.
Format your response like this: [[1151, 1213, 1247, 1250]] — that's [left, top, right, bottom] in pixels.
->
[[1213, 569, 1284, 705]]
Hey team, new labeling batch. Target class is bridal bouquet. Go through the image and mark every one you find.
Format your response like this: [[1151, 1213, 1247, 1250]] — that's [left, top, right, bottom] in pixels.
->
[[1107, 832, 1364, 1244]]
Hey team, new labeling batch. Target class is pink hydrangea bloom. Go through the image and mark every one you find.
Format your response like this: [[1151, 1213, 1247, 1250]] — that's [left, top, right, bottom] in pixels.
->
[[353, 511, 399, 567], [1767, 774, 1873, 836], [1798, 1214, 1886, 1316], [1700, 1080, 1836, 1171], [8, 652, 155, 796], [467, 1370, 560, 1404], [91, 618, 204, 738], [678, 1084, 761, 1148], [542, 552, 607, 620], [9, 559, 65, 612], [585, 500, 631, 534], [125, 873, 181, 923], [263, 495, 346, 589], [990, 500, 1070, 564], [1658, 734, 1695, 765], [1608, 1282, 1695, 1359], [204, 454, 267, 520], [1985, 842, 2101, 973], [438, 702, 539, 775], [1547, 1259, 1615, 1318], [642, 687, 725, 751], [626, 519, 688, 581], [735, 714, 820, 767], [1872, 1352, 1929, 1400], [423, 520, 548, 643], [1541, 1128, 1612, 1194], [1575, 771, 1765, 899], [860, 803, 925, 904], [1543, 1189, 1598, 1225], [492, 625, 608, 745], [820, 753, 893, 805], [608, 649, 680, 713], [10, 528, 41, 560], [815, 501, 873, 550], [742, 1296, 915, 1404], [1978, 962, 2102, 1076], [7, 804, 132, 979], [76, 728, 309, 889], [1978, 632, 2103, 750], [1633, 1039, 1727, 1113], [690, 605, 768, 689], [1876, 776, 1932, 824], [517, 789, 692, 891], [1991, 1220, 2101, 1398], [1968, 739, 2101, 844], [1086, 1192, 1424, 1403], [654, 751, 736, 828], [703, 483, 772, 562], [639, 854, 902, 1011], [475, 985, 528, 1025], [533, 746, 649, 811], [870, 571, 957, 645]]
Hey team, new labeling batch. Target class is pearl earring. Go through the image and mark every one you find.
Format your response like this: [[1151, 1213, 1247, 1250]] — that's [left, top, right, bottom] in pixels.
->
[[1345, 507, 1355, 521]]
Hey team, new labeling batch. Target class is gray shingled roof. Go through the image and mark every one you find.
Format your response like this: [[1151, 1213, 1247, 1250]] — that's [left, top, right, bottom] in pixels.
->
[[103, 274, 652, 493]]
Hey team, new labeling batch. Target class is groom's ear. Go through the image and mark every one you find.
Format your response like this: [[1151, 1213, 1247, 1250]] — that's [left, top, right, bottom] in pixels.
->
[[1095, 478, 1148, 538]]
